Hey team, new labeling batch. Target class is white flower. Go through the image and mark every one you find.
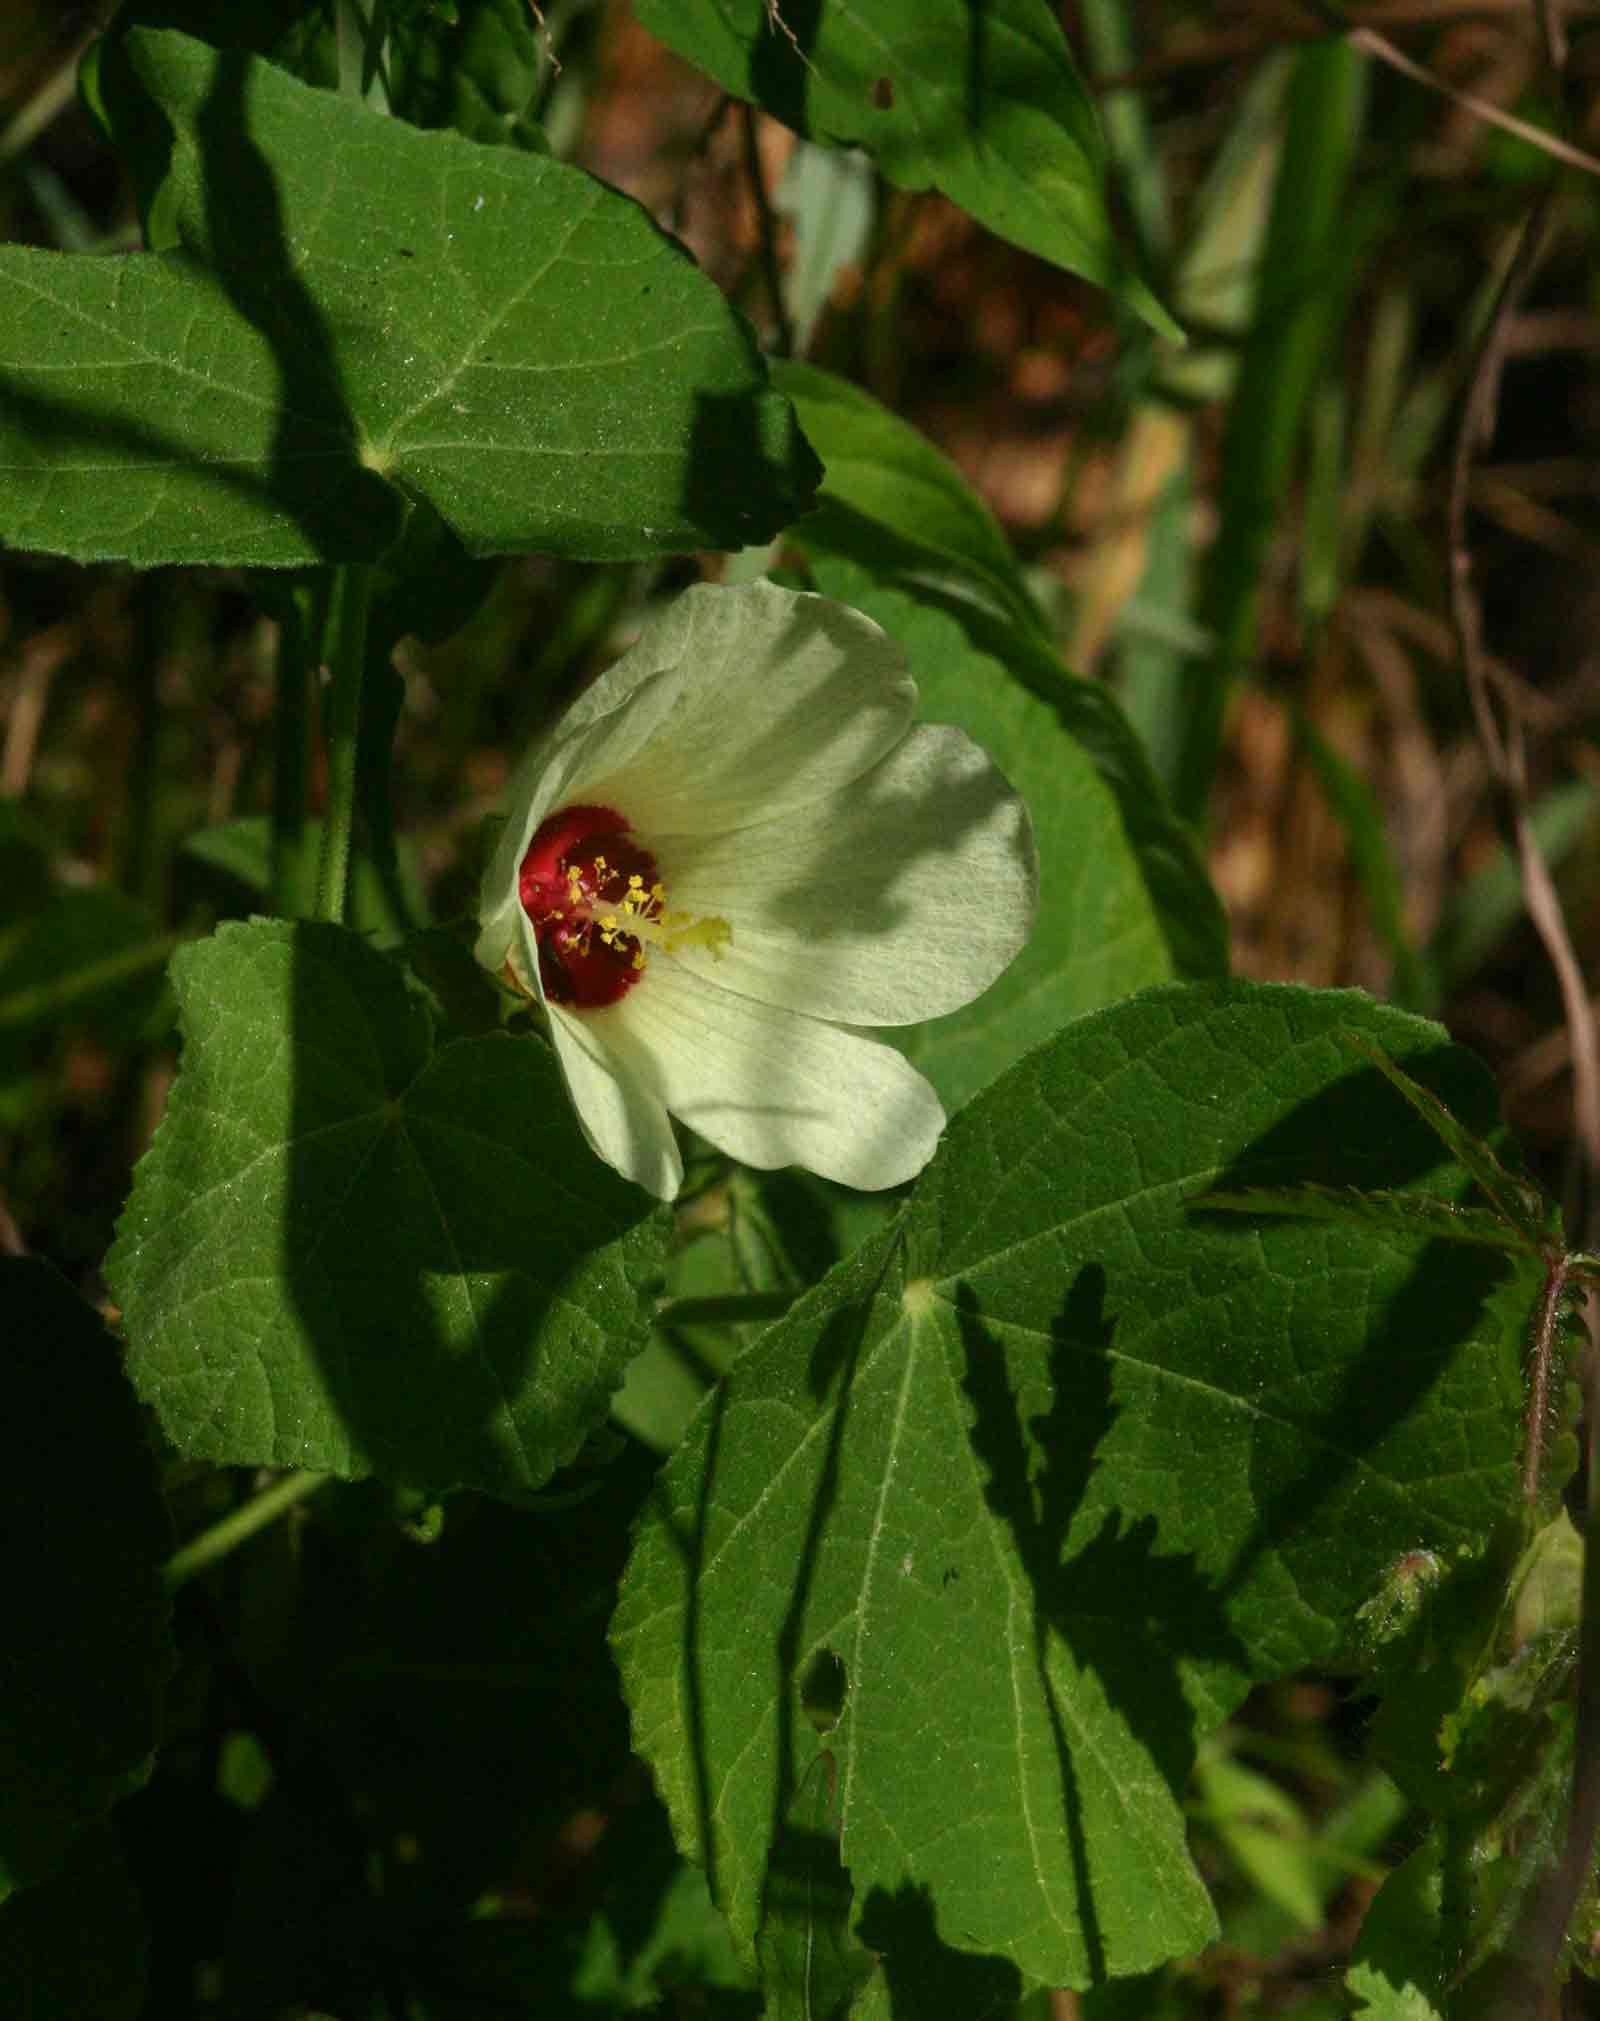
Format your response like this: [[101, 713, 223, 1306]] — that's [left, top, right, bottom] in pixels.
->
[[475, 582, 1036, 1200]]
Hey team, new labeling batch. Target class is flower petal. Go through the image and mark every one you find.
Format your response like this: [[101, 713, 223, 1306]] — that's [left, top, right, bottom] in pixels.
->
[[657, 724, 1037, 1024], [578, 581, 917, 835], [547, 1002, 683, 1200], [474, 675, 685, 988], [593, 961, 946, 1190], [474, 582, 918, 983]]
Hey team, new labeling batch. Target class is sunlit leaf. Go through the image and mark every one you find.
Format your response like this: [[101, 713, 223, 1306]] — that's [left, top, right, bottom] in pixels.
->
[[616, 983, 1531, 1993], [635, 0, 1177, 339], [0, 30, 816, 568]]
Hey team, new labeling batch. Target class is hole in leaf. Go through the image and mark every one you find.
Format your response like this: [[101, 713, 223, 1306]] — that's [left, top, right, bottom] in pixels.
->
[[800, 1648, 847, 1734]]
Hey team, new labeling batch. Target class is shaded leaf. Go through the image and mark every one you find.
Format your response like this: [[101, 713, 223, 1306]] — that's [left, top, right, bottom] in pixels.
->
[[1440, 1628, 1589, 2013], [0, 1261, 171, 1899], [757, 1752, 878, 2021], [108, 919, 665, 1498], [411, 1796, 757, 2018], [101, 0, 340, 91], [1347, 1834, 1447, 2020], [388, 0, 553, 152], [116, 0, 553, 147], [0, 1822, 147, 2021], [1339, 1031, 1552, 1243], [1202, 1184, 1534, 1255], [774, 360, 1049, 642]]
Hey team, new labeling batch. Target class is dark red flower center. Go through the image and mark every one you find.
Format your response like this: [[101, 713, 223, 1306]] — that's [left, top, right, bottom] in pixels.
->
[[518, 803, 663, 1010]]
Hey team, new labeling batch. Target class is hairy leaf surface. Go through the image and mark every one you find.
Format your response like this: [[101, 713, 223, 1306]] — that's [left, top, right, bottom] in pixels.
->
[[615, 984, 1531, 1991], [0, 30, 815, 567], [109, 919, 664, 1497]]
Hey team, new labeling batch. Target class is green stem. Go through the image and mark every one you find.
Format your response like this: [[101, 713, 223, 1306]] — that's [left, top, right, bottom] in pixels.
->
[[313, 565, 375, 927], [354, 646, 413, 937], [122, 575, 168, 910], [271, 583, 317, 917], [655, 1291, 795, 1328], [164, 1470, 328, 1590]]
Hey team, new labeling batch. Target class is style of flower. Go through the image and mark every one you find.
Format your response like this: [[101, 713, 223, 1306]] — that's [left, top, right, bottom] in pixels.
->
[[475, 581, 1036, 1200]]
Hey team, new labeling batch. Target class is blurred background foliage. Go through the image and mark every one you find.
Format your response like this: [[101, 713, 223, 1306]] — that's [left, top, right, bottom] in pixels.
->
[[5, 1, 1600, 2015]]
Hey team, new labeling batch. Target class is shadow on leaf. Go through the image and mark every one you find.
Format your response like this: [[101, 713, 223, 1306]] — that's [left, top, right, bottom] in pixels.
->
[[954, 1267, 1249, 1981], [1198, 1047, 1527, 1609], [858, 1880, 1021, 2021]]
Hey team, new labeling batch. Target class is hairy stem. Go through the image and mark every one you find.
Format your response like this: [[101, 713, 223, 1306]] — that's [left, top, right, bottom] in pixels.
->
[[1521, 1250, 1571, 1507]]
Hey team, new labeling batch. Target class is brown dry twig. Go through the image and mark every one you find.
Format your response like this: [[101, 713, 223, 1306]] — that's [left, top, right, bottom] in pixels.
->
[[1437, 9, 1600, 2003], [1093, 3, 1600, 100], [1, 619, 78, 797], [1298, 2, 1600, 177], [1443, 190, 1600, 1190]]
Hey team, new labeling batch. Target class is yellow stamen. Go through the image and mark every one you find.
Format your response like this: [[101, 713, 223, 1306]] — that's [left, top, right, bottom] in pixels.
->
[[553, 839, 731, 982]]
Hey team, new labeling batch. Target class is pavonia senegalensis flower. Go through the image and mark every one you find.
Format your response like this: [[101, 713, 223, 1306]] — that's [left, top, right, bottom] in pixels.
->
[[475, 582, 1037, 1200]]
